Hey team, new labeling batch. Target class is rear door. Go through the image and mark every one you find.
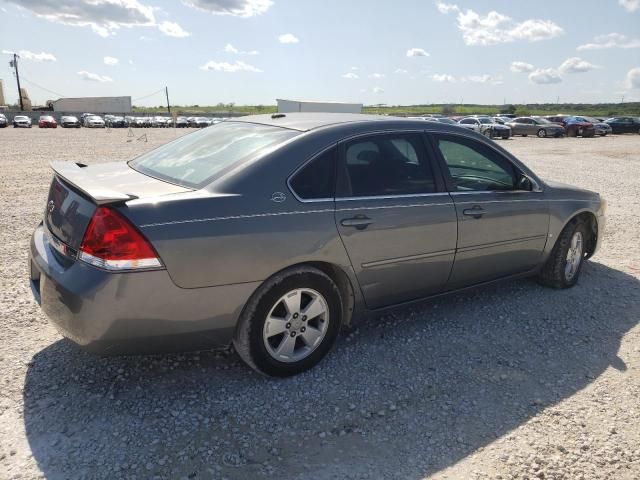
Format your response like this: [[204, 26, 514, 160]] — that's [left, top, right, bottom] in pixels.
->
[[334, 132, 457, 309], [429, 133, 549, 288]]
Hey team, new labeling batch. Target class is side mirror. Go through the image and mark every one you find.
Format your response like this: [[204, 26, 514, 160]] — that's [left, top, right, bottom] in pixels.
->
[[517, 175, 533, 191]]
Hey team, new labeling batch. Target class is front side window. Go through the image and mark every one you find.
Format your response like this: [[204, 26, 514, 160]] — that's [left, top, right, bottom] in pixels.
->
[[460, 119, 476, 125], [130, 122, 299, 188], [339, 134, 436, 197], [435, 136, 517, 192], [289, 147, 336, 200]]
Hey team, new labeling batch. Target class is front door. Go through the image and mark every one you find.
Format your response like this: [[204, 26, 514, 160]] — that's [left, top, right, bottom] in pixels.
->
[[334, 132, 458, 309], [430, 133, 549, 288]]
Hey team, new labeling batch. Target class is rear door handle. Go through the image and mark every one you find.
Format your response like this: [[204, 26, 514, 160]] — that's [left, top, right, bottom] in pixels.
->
[[340, 216, 373, 230], [462, 206, 486, 219]]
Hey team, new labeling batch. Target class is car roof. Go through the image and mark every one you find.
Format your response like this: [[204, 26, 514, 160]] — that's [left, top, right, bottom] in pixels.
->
[[231, 112, 420, 132]]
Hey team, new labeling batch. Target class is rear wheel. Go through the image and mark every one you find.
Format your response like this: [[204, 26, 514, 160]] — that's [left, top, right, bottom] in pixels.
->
[[483, 129, 492, 138], [234, 266, 343, 377], [537, 219, 589, 289], [537, 129, 547, 138]]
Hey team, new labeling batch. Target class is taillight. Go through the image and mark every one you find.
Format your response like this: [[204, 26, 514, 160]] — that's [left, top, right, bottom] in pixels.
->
[[78, 206, 163, 271]]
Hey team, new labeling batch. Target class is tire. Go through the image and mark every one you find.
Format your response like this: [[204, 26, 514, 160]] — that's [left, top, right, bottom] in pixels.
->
[[233, 266, 343, 377], [537, 218, 590, 289], [537, 129, 547, 138], [483, 129, 492, 138], [501, 133, 509, 140], [522, 134, 528, 137]]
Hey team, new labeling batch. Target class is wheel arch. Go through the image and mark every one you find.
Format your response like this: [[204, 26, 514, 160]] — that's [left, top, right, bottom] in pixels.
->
[[554, 210, 599, 259]]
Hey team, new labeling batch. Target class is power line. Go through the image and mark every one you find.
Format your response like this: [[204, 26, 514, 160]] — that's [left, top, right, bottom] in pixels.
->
[[19, 75, 67, 98], [133, 88, 164, 102]]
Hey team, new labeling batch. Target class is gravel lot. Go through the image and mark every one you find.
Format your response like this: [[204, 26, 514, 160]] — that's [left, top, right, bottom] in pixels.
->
[[1, 128, 639, 480]]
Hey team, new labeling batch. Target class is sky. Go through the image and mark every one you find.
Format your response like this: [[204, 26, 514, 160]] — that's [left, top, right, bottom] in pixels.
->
[[0, 0, 639, 107]]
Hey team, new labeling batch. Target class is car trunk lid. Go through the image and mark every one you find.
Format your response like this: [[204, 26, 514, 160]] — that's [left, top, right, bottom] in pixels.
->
[[45, 161, 191, 249]]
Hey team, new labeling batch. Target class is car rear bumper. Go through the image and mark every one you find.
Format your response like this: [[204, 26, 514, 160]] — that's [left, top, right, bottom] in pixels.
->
[[29, 223, 260, 355]]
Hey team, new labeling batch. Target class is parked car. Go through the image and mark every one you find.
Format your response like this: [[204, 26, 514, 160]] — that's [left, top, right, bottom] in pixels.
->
[[0, 113, 7, 128], [13, 115, 32, 128], [83, 115, 105, 128], [605, 116, 640, 134], [60, 116, 81, 128], [106, 116, 126, 128], [571, 116, 611, 136], [507, 117, 565, 138], [426, 117, 458, 125], [545, 115, 595, 137], [80, 113, 95, 124], [38, 115, 58, 128], [151, 116, 171, 128], [190, 117, 212, 128], [458, 116, 511, 139], [29, 113, 606, 376], [174, 116, 189, 128]]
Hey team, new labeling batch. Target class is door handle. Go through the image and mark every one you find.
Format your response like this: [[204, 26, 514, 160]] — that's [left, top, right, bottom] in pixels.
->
[[462, 206, 486, 219], [340, 216, 373, 230]]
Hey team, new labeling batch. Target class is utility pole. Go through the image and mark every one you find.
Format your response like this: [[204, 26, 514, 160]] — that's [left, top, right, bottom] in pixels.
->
[[9, 53, 24, 111], [165, 86, 171, 114]]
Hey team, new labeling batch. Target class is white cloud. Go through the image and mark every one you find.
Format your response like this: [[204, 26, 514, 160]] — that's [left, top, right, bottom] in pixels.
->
[[373, 87, 384, 94], [2, 49, 57, 62], [369, 73, 385, 79], [439, 6, 563, 46], [77, 70, 113, 82], [626, 67, 640, 88], [104, 56, 119, 66], [559, 57, 600, 74], [431, 73, 456, 83], [342, 72, 359, 79], [510, 61, 534, 73], [5, 0, 189, 38], [577, 33, 640, 50], [278, 33, 299, 44], [528, 68, 562, 84], [183, 0, 273, 17], [436, 2, 459, 14], [464, 74, 503, 84], [200, 60, 262, 72], [406, 48, 429, 57], [394, 68, 409, 74], [158, 21, 190, 37], [224, 43, 259, 55], [351, 66, 358, 71], [619, 0, 640, 12]]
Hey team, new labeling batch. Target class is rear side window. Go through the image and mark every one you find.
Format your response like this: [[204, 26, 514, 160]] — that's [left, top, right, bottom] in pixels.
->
[[130, 122, 299, 188], [338, 134, 436, 197], [434, 135, 517, 192], [289, 147, 336, 200]]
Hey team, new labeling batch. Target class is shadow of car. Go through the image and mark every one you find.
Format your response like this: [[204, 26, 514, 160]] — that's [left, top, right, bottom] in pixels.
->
[[23, 261, 638, 479]]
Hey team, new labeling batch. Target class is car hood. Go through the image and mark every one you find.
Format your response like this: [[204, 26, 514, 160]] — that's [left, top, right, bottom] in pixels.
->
[[543, 179, 598, 199]]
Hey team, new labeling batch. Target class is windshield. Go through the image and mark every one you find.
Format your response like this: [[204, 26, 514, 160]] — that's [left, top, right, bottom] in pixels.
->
[[478, 118, 492, 124], [534, 117, 552, 124], [438, 118, 456, 124], [88, 116, 102, 121], [130, 122, 300, 188]]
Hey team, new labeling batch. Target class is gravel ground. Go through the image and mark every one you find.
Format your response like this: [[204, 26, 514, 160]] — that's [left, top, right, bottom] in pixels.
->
[[1, 128, 639, 480]]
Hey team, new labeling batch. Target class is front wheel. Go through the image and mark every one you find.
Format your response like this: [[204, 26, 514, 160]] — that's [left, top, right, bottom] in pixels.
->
[[234, 266, 343, 377], [537, 219, 589, 289], [537, 129, 547, 138]]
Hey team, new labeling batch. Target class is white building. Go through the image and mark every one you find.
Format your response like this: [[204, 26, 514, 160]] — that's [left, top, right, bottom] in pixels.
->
[[52, 96, 132, 113], [277, 99, 363, 114]]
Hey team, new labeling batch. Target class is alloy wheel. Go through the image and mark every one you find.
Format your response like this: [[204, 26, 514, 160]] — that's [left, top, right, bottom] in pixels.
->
[[262, 288, 330, 363], [564, 231, 583, 281]]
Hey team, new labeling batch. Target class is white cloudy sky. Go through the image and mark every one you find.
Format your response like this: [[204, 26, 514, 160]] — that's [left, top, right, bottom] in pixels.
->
[[0, 0, 639, 106]]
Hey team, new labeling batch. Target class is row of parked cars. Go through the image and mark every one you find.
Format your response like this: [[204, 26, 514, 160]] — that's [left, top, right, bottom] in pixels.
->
[[0, 113, 226, 129], [407, 114, 640, 139]]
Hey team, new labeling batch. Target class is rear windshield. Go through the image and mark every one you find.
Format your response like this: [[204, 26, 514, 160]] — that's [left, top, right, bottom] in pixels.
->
[[129, 122, 299, 188]]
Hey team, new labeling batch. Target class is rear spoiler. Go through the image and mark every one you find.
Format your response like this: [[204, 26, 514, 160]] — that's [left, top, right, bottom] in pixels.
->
[[50, 161, 138, 205]]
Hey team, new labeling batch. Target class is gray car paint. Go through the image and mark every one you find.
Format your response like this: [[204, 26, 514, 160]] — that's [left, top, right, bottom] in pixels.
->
[[29, 113, 605, 354]]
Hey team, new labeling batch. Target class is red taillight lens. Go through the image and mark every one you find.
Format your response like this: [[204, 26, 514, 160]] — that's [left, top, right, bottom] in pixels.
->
[[78, 206, 162, 271]]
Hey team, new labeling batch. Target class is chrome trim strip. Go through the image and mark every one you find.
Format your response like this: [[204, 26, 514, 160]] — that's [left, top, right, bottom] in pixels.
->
[[362, 249, 456, 269], [336, 202, 453, 212], [335, 192, 450, 202], [140, 208, 334, 228], [457, 235, 548, 253]]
